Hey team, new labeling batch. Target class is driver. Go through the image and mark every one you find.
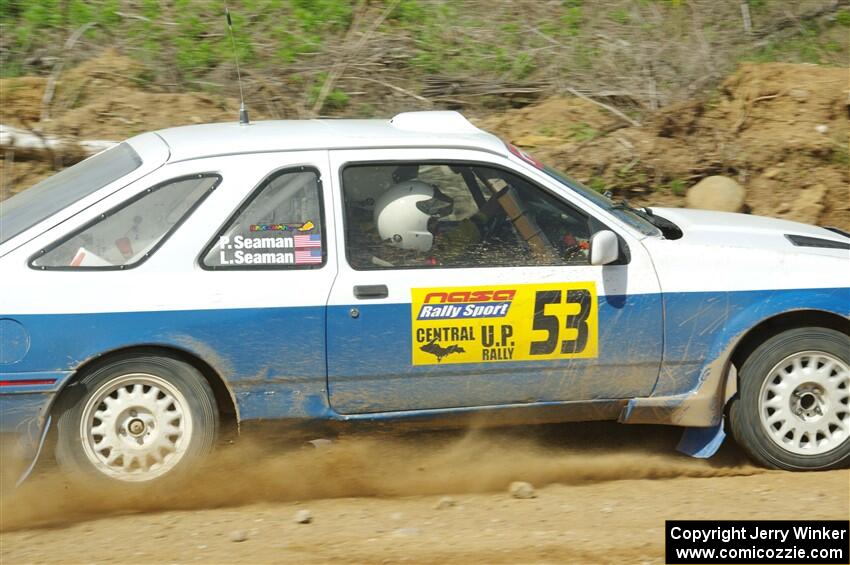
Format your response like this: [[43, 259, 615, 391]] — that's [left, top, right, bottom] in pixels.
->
[[373, 180, 488, 266]]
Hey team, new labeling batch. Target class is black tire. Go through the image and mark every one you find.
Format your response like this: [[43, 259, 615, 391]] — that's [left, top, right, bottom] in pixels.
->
[[729, 327, 850, 470], [54, 353, 218, 487]]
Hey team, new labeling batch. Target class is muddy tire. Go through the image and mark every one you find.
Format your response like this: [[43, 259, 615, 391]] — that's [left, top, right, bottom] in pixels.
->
[[729, 327, 850, 470], [55, 354, 218, 486]]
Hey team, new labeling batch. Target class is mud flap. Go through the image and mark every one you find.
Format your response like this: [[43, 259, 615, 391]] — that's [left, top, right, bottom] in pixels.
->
[[676, 419, 725, 458], [16, 414, 52, 488]]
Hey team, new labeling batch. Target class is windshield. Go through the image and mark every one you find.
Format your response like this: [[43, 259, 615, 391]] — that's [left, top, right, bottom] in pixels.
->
[[0, 142, 142, 245], [541, 166, 659, 237], [503, 141, 659, 237]]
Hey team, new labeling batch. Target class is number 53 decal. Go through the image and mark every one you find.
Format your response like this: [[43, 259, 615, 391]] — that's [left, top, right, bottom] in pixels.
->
[[527, 283, 598, 360]]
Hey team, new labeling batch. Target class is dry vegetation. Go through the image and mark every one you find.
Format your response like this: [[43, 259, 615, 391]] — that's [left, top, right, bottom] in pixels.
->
[[1, 0, 848, 117]]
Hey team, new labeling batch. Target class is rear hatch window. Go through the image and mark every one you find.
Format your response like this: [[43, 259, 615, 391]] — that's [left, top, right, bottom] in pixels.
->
[[0, 142, 142, 245]]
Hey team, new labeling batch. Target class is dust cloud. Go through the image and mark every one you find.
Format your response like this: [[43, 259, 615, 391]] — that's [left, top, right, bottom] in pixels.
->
[[0, 424, 764, 531]]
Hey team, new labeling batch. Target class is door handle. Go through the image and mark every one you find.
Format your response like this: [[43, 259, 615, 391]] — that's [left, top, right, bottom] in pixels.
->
[[353, 285, 388, 300]]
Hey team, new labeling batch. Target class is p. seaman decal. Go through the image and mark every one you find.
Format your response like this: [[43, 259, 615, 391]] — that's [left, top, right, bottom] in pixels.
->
[[217, 233, 322, 265], [411, 282, 598, 365]]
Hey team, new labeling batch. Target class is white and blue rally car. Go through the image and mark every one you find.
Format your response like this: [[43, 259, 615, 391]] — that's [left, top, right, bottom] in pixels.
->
[[1, 111, 848, 486]]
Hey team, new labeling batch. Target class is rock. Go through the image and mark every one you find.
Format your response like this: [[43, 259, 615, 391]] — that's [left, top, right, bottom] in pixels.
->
[[509, 481, 537, 499], [434, 496, 457, 510], [776, 202, 791, 214], [294, 509, 313, 524], [762, 167, 781, 179], [308, 438, 333, 449], [815, 124, 829, 134], [686, 176, 746, 213], [390, 512, 404, 521], [789, 88, 809, 102], [229, 530, 248, 543]]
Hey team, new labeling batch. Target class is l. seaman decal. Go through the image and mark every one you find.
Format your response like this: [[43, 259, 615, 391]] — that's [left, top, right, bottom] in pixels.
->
[[411, 283, 598, 365], [217, 232, 322, 265]]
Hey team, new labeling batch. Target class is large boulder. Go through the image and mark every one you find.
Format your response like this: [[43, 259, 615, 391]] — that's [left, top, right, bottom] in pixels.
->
[[686, 176, 746, 212]]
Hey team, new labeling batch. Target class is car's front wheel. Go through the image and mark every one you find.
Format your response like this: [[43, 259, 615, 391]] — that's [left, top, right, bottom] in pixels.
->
[[729, 327, 850, 470], [55, 354, 218, 486]]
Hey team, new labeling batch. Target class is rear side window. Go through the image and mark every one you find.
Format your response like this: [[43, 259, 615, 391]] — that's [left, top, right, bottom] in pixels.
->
[[201, 167, 325, 269], [30, 174, 220, 269], [1, 143, 142, 245]]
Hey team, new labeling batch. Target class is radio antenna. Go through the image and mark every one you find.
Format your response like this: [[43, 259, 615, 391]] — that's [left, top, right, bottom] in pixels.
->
[[225, 5, 249, 125]]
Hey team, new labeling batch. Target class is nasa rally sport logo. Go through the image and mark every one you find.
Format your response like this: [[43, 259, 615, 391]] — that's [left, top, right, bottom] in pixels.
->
[[416, 289, 516, 321], [416, 289, 516, 363], [411, 283, 599, 366]]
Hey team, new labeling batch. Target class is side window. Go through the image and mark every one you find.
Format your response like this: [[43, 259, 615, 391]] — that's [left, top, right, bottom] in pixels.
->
[[342, 163, 595, 270], [201, 167, 324, 269], [30, 174, 220, 269]]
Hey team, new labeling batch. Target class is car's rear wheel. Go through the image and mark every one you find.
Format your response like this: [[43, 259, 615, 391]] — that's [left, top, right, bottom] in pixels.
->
[[55, 354, 218, 486], [729, 327, 850, 470]]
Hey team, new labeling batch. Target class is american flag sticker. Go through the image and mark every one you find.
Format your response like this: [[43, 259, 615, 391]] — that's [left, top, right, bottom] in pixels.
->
[[293, 234, 321, 248], [295, 249, 322, 264]]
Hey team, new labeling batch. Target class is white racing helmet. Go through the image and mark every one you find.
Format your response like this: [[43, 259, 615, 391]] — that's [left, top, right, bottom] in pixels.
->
[[373, 180, 453, 252]]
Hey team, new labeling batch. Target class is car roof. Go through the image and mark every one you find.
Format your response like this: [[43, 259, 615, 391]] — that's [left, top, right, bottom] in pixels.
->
[[150, 111, 509, 163]]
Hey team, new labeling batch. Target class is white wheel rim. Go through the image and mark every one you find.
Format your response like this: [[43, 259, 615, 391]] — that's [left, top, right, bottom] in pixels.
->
[[758, 351, 850, 456], [80, 373, 193, 482]]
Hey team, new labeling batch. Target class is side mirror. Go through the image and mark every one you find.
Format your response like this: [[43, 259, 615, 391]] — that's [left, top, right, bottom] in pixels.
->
[[590, 230, 619, 265]]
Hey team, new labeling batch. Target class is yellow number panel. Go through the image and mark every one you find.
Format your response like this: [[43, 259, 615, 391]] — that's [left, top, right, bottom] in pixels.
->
[[411, 282, 598, 365]]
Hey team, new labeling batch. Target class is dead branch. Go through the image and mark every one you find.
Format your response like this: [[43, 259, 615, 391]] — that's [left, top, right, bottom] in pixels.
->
[[752, 0, 848, 38], [422, 76, 548, 104], [752, 93, 780, 103], [310, 0, 400, 116], [40, 22, 97, 122], [0, 124, 113, 163], [565, 87, 642, 128], [345, 76, 432, 105]]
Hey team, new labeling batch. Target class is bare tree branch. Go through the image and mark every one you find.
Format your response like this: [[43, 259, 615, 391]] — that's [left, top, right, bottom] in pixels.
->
[[565, 88, 642, 128], [310, 0, 400, 116], [40, 22, 97, 122]]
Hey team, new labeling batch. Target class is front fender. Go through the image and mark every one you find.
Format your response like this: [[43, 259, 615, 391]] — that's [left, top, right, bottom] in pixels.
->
[[621, 287, 849, 427], [703, 287, 848, 376]]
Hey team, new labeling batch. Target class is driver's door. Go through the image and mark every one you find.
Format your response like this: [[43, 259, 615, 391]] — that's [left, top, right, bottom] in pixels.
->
[[325, 148, 662, 414]]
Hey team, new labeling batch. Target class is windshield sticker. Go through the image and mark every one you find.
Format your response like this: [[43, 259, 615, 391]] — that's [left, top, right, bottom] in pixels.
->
[[216, 233, 322, 265], [250, 220, 315, 232], [411, 282, 598, 365]]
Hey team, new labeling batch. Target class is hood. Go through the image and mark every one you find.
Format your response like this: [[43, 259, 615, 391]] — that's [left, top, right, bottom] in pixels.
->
[[650, 207, 850, 254]]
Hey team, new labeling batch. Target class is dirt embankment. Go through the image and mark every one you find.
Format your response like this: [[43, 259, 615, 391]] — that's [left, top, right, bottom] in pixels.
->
[[3, 57, 849, 230], [0, 50, 256, 195], [481, 62, 850, 229]]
